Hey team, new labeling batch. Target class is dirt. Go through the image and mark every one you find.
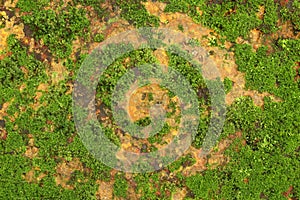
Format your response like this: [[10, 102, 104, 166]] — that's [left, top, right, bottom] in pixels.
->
[[128, 83, 170, 122], [95, 180, 114, 200], [153, 49, 169, 67], [55, 158, 84, 190], [22, 166, 47, 183], [172, 188, 187, 200], [24, 134, 39, 158], [47, 60, 68, 84], [28, 83, 49, 111], [3, 0, 19, 8], [182, 131, 245, 176], [142, 1, 282, 108], [0, 100, 11, 120], [1, 1, 294, 198], [0, 9, 24, 51]]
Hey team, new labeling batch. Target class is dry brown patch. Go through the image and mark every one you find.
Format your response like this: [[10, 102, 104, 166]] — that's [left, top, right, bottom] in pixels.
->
[[3, 0, 19, 7], [28, 83, 49, 110], [282, 185, 295, 199], [22, 166, 47, 183], [0, 11, 24, 51], [183, 132, 245, 176], [95, 180, 114, 200], [142, 2, 279, 107], [55, 158, 84, 189], [47, 60, 68, 84], [142, 1, 167, 16], [24, 146, 39, 159], [275, 20, 300, 39], [114, 82, 181, 153], [261, 20, 300, 54], [256, 6, 265, 20], [128, 83, 169, 122], [250, 29, 263, 50], [125, 172, 142, 200], [0, 100, 12, 120], [35, 83, 48, 101], [0, 50, 12, 60], [24, 134, 39, 159], [0, 126, 7, 140], [44, 0, 74, 12], [104, 19, 134, 39], [153, 49, 169, 66], [172, 188, 187, 200]]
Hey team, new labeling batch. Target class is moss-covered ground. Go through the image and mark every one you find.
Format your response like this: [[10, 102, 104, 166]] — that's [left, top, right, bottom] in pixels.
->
[[0, 0, 299, 199]]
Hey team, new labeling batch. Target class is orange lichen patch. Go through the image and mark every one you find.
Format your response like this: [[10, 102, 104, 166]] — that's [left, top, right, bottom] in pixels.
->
[[207, 139, 232, 169], [142, 2, 213, 40], [55, 158, 84, 190], [142, 3, 282, 107], [120, 133, 134, 150], [207, 47, 264, 107], [0, 12, 24, 50], [95, 180, 114, 200], [22, 167, 47, 183], [210, 46, 282, 106], [24, 135, 39, 159], [65, 81, 73, 95]]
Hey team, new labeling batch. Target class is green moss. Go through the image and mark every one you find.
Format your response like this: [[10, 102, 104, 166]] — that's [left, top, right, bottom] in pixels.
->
[[113, 173, 128, 198], [223, 77, 233, 94], [135, 116, 152, 127], [72, 0, 108, 19], [186, 170, 220, 199], [116, 0, 160, 27], [178, 24, 184, 32], [260, 0, 279, 33], [93, 33, 105, 43], [148, 123, 171, 144], [19, 3, 90, 58], [168, 154, 195, 172]]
